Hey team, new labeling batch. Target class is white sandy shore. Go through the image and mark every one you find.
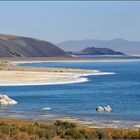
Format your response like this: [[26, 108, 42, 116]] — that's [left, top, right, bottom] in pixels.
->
[[11, 57, 140, 86], [133, 124, 140, 128], [12, 58, 140, 65], [0, 60, 115, 86], [0, 70, 114, 86], [57, 117, 139, 128]]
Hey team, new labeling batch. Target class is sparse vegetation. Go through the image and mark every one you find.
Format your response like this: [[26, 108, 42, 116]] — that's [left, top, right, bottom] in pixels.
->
[[0, 119, 139, 140], [0, 61, 11, 70]]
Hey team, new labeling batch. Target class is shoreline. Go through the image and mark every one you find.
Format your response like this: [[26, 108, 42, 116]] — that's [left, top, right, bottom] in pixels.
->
[[12, 58, 140, 65], [0, 77, 88, 86], [0, 114, 139, 129], [56, 116, 140, 129], [0, 70, 114, 86], [0, 60, 114, 86]]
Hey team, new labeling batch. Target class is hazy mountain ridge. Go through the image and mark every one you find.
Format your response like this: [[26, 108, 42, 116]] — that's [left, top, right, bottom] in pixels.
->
[[0, 34, 69, 57], [57, 39, 140, 55]]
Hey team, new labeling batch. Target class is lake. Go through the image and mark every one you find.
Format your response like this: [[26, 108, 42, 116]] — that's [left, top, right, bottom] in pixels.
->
[[0, 60, 140, 127]]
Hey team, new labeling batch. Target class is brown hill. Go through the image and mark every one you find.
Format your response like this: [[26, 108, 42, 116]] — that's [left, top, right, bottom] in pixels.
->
[[0, 34, 68, 57]]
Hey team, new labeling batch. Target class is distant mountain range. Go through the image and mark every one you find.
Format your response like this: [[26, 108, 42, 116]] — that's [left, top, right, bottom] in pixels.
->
[[0, 34, 68, 57], [57, 39, 140, 55], [69, 47, 124, 55]]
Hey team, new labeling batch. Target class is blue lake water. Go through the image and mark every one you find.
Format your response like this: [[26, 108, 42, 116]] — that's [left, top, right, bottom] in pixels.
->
[[0, 61, 140, 126], [73, 55, 140, 59]]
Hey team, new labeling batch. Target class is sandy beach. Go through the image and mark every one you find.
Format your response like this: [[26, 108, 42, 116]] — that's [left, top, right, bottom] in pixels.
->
[[1, 56, 140, 86], [0, 56, 138, 86], [0, 59, 114, 86], [11, 56, 140, 64]]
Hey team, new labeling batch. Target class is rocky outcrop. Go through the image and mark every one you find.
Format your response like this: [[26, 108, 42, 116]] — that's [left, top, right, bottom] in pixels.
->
[[0, 94, 17, 105], [71, 47, 125, 55], [80, 47, 124, 55]]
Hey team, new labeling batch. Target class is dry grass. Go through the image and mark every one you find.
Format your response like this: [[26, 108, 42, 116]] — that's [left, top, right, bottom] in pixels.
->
[[0, 119, 140, 140]]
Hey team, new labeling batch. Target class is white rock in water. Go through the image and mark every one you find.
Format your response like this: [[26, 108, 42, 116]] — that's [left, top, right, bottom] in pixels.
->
[[43, 107, 51, 110], [0, 94, 17, 105]]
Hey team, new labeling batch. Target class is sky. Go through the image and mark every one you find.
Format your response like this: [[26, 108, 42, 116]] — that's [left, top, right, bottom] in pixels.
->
[[0, 1, 140, 43]]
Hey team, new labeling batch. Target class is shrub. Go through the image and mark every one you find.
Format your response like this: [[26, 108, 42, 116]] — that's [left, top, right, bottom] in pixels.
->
[[54, 120, 76, 129], [44, 131, 53, 140], [0, 124, 10, 136], [79, 129, 93, 139], [20, 126, 28, 132], [10, 126, 20, 137], [27, 126, 36, 135], [33, 122, 40, 127], [65, 128, 84, 139], [36, 129, 45, 139], [93, 129, 110, 140], [0, 120, 140, 140]]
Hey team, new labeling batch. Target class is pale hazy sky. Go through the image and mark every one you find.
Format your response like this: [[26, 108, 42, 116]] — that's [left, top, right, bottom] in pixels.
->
[[0, 1, 140, 43]]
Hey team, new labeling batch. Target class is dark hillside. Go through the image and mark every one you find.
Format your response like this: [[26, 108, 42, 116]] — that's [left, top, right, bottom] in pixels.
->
[[0, 34, 69, 57]]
